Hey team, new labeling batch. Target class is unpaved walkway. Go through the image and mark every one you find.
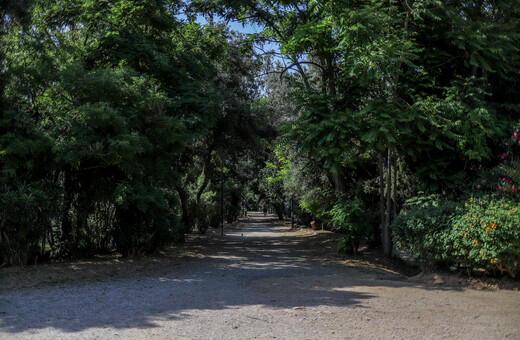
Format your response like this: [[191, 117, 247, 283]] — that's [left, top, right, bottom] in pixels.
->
[[1, 213, 519, 339]]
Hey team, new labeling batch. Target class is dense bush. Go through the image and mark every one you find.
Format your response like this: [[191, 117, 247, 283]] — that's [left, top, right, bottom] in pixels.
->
[[114, 204, 181, 258], [450, 196, 520, 277], [113, 187, 182, 257], [393, 195, 520, 277], [0, 181, 59, 265], [392, 195, 461, 263]]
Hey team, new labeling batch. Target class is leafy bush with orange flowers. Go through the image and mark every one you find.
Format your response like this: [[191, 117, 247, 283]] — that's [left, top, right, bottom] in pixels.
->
[[393, 195, 520, 277], [450, 196, 520, 277]]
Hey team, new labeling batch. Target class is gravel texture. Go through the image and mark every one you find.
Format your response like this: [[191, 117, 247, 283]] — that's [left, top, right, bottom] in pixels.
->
[[1, 212, 519, 339]]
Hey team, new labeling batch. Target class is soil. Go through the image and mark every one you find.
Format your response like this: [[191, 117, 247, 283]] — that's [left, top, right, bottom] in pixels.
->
[[1, 212, 519, 339]]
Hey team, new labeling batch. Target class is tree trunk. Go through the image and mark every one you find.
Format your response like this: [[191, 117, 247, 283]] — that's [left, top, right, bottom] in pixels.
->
[[383, 149, 393, 256], [195, 174, 210, 208], [393, 150, 398, 220], [378, 152, 385, 247], [332, 171, 348, 194], [195, 147, 214, 208], [176, 185, 192, 234], [61, 167, 73, 244], [275, 204, 284, 220], [327, 55, 336, 97]]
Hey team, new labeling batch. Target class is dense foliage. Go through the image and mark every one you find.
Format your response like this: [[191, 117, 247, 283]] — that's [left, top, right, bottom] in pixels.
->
[[0, 0, 266, 264], [198, 0, 520, 269], [1, 0, 520, 278], [393, 195, 520, 277]]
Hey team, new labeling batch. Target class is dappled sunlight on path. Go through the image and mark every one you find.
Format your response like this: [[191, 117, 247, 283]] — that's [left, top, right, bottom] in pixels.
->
[[1, 212, 519, 339]]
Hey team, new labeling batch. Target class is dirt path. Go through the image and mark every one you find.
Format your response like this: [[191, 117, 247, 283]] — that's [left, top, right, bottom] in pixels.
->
[[1, 213, 519, 339]]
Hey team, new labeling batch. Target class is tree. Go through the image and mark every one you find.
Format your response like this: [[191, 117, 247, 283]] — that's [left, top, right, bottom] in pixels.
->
[[0, 0, 270, 262], [198, 0, 520, 255]]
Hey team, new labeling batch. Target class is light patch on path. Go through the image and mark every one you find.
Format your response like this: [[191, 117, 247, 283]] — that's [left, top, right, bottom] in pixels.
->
[[1, 212, 519, 339]]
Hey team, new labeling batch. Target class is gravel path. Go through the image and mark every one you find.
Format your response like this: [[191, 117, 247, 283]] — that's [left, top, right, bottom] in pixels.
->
[[1, 213, 519, 339]]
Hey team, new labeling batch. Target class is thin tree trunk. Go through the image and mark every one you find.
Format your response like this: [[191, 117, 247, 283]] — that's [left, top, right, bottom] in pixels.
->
[[393, 150, 398, 219], [61, 167, 73, 244], [383, 148, 393, 256], [293, 57, 310, 89], [333, 171, 348, 194], [381, 0, 410, 255], [195, 147, 215, 208], [195, 169, 211, 233], [195, 173, 210, 208], [378, 152, 385, 245], [176, 185, 191, 234], [327, 55, 336, 97]]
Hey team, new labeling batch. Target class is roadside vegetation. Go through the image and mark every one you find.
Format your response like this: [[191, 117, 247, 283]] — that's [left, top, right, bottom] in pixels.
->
[[1, 0, 519, 279]]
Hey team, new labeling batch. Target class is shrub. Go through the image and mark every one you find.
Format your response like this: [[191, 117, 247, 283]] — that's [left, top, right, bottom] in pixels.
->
[[0, 181, 59, 265], [299, 187, 334, 225], [450, 196, 520, 277], [113, 186, 181, 257], [329, 197, 371, 254], [393, 194, 520, 277], [392, 195, 461, 264], [475, 130, 520, 197]]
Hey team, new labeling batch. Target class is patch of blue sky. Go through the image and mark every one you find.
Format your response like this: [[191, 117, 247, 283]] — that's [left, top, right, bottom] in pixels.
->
[[177, 13, 282, 63]]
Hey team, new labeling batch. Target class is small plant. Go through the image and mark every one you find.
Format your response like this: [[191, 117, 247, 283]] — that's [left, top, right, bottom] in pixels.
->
[[329, 197, 371, 255]]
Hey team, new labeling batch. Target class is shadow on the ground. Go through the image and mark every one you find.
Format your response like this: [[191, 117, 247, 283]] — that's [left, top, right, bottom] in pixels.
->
[[0, 214, 467, 334]]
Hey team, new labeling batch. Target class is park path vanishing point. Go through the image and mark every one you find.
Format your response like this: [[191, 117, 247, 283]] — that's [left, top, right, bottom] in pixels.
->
[[1, 212, 519, 339]]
